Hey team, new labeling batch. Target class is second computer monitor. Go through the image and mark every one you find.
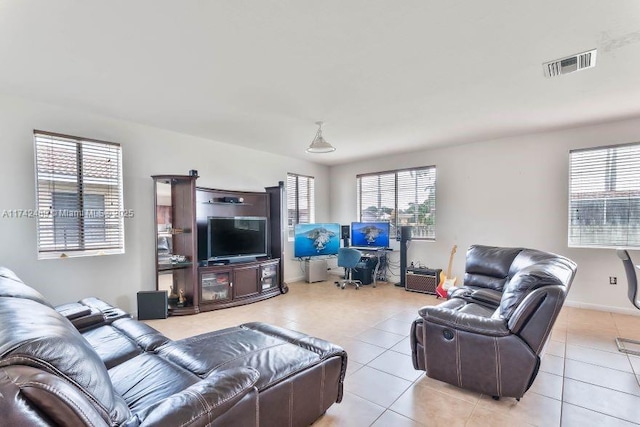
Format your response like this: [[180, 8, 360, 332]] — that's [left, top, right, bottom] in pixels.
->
[[351, 221, 390, 248]]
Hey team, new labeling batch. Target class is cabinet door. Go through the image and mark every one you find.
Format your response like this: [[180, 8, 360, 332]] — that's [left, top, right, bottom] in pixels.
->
[[260, 261, 279, 291], [200, 270, 232, 303], [154, 175, 198, 314], [233, 265, 259, 298]]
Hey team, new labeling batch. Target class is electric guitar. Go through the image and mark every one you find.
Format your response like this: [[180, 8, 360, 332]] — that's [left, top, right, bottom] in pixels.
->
[[436, 245, 457, 298]]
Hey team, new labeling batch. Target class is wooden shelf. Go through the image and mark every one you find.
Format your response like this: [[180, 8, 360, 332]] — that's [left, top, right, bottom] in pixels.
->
[[158, 262, 193, 272], [202, 201, 251, 206]]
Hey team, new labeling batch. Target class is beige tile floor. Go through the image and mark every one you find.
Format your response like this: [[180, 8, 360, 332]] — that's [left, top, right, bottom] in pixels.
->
[[143, 278, 640, 426]]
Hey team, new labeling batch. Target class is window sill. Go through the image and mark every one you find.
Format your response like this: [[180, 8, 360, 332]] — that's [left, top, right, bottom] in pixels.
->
[[38, 249, 125, 260]]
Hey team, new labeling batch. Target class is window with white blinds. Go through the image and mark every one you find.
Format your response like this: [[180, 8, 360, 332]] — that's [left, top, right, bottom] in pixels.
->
[[286, 173, 315, 240], [34, 131, 125, 259], [357, 166, 436, 240], [569, 143, 640, 248]]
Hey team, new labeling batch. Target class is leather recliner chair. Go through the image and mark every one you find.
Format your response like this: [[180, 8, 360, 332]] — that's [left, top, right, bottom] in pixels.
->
[[411, 245, 577, 399]]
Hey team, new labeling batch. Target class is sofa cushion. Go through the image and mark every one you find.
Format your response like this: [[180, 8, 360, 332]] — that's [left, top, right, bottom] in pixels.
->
[[420, 297, 496, 319], [134, 367, 260, 426], [497, 249, 577, 319], [82, 325, 144, 369], [509, 248, 562, 275], [157, 326, 323, 390], [108, 353, 201, 413], [82, 318, 170, 369], [463, 245, 522, 291], [498, 266, 564, 319]]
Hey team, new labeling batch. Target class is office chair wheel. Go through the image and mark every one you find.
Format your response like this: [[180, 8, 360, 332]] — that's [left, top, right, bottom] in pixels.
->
[[335, 281, 339, 287]]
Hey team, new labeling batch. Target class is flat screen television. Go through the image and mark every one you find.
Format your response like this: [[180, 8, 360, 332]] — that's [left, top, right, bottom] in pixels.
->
[[351, 221, 391, 248], [207, 216, 268, 261], [294, 223, 340, 258]]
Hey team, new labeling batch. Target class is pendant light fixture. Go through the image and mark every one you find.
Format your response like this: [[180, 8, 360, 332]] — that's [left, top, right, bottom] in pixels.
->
[[306, 121, 336, 153]]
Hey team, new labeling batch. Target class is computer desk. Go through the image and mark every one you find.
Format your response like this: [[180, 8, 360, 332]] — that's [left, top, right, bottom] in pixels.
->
[[350, 246, 392, 287]]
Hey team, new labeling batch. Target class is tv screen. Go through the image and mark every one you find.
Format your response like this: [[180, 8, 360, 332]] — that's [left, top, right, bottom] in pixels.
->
[[294, 223, 340, 258], [351, 222, 391, 247], [208, 216, 268, 260]]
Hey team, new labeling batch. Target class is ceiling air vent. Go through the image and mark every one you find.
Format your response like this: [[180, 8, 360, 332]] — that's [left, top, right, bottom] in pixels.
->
[[543, 49, 597, 78]]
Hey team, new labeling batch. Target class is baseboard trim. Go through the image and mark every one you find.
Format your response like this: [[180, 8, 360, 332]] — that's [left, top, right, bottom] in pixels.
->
[[286, 275, 305, 283], [564, 300, 640, 316]]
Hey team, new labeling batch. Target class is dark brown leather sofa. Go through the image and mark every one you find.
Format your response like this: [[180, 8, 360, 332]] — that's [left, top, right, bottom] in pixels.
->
[[0, 267, 346, 426], [411, 245, 577, 399]]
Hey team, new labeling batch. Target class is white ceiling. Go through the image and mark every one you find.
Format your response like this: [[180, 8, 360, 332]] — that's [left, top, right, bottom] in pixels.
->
[[1, 1, 640, 166]]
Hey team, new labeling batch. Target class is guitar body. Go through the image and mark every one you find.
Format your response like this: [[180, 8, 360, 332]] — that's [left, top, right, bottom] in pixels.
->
[[435, 245, 457, 299], [436, 271, 447, 298], [443, 277, 457, 290]]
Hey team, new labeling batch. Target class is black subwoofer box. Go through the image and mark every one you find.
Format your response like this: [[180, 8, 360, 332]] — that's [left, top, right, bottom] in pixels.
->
[[137, 291, 168, 320], [352, 267, 374, 285]]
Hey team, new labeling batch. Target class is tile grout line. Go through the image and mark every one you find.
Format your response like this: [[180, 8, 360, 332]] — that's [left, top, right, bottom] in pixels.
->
[[559, 329, 567, 427]]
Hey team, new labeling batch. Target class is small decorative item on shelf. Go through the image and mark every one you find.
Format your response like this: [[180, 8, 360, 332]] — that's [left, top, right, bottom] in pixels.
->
[[170, 254, 187, 263], [168, 285, 180, 307], [178, 289, 186, 307]]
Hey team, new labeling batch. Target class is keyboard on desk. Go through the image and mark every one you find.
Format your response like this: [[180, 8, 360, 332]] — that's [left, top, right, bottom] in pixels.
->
[[351, 246, 390, 251]]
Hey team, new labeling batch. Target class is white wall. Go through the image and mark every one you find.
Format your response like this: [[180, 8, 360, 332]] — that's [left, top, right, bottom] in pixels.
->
[[330, 117, 640, 314], [0, 94, 330, 312]]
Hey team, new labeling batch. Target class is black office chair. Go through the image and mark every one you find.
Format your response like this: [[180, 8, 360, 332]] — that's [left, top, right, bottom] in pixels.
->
[[616, 249, 640, 355], [336, 247, 363, 290]]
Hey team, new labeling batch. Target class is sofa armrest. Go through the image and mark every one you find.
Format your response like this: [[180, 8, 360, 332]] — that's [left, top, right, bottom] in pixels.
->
[[418, 305, 510, 337], [507, 286, 566, 354], [55, 302, 91, 319], [468, 288, 502, 307], [448, 287, 502, 309], [55, 302, 106, 331], [138, 367, 260, 427]]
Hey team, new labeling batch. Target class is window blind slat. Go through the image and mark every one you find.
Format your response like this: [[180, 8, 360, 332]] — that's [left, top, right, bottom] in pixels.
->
[[34, 131, 125, 258], [286, 173, 315, 240], [357, 166, 436, 240], [569, 143, 640, 248]]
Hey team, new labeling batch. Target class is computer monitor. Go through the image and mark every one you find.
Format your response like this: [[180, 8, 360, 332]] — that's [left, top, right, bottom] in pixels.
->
[[351, 222, 390, 248], [294, 223, 341, 258]]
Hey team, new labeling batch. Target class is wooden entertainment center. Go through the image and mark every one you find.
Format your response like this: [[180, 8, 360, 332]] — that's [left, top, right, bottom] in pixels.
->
[[153, 174, 287, 315]]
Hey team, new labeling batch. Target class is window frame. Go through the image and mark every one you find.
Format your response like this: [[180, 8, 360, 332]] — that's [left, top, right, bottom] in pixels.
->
[[34, 130, 125, 259], [286, 173, 315, 241], [357, 165, 437, 241], [568, 141, 640, 249]]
